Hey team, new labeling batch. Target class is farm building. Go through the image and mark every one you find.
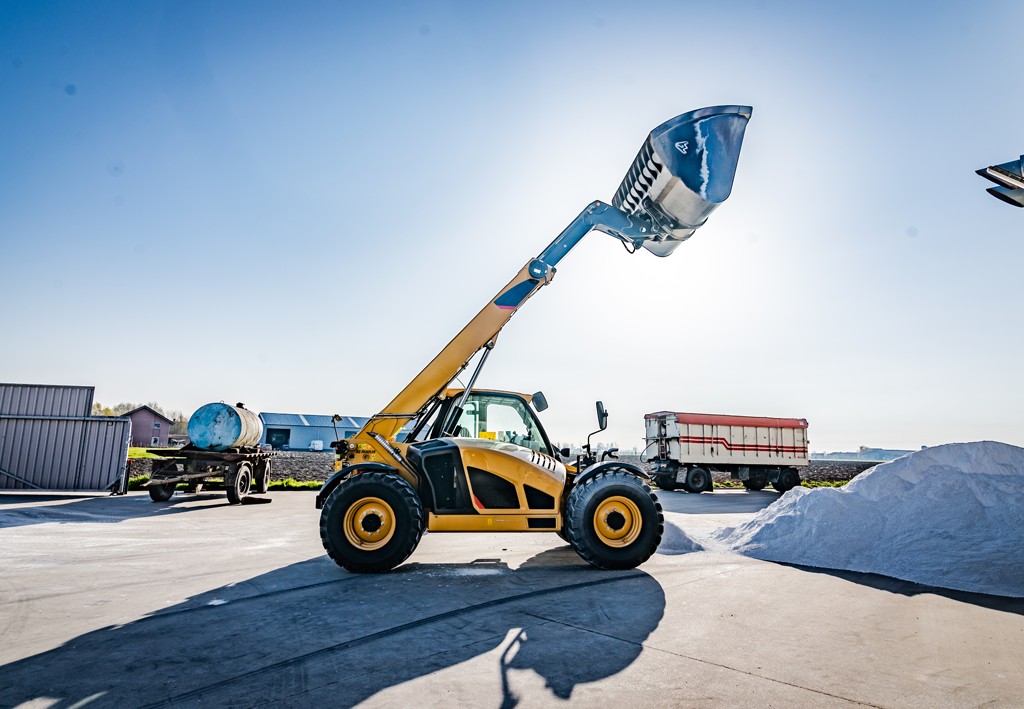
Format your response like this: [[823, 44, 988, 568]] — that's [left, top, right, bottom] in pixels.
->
[[122, 406, 173, 447], [258, 413, 370, 451]]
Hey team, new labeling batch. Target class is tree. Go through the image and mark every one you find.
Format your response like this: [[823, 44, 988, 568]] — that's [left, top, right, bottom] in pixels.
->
[[93, 401, 187, 431]]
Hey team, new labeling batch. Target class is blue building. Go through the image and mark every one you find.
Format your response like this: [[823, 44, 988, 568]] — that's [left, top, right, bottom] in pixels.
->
[[259, 413, 369, 451]]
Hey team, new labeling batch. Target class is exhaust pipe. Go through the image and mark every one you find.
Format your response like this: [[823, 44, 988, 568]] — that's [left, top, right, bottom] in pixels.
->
[[613, 105, 752, 256]]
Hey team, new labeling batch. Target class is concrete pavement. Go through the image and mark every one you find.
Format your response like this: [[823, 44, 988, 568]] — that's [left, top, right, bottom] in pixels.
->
[[1, 488, 1021, 708]]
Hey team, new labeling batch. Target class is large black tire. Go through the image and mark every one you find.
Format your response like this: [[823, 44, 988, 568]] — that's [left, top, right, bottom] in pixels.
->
[[742, 479, 767, 491], [566, 470, 663, 570], [254, 459, 271, 494], [320, 471, 425, 573], [226, 462, 252, 505], [655, 475, 677, 491], [772, 468, 801, 493], [684, 467, 712, 493], [149, 483, 176, 502]]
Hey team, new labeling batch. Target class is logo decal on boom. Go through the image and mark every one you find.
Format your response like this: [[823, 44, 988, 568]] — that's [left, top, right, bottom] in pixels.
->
[[675, 141, 689, 155]]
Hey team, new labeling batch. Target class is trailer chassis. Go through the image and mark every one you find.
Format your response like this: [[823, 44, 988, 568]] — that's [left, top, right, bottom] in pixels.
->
[[144, 444, 275, 504]]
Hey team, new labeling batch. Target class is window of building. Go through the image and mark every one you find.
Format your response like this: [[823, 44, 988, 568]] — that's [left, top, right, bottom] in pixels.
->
[[153, 422, 161, 429]]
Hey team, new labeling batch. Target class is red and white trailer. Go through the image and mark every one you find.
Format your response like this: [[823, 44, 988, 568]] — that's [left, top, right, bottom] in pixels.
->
[[644, 411, 809, 493]]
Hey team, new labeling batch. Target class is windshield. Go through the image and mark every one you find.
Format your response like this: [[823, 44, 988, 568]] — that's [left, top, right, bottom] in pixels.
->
[[450, 393, 550, 455]]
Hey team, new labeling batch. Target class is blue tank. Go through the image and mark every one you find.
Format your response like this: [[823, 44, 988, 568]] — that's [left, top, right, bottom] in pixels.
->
[[187, 403, 263, 452]]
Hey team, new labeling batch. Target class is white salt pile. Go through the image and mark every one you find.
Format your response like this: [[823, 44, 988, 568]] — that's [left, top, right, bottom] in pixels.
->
[[666, 442, 1024, 597]]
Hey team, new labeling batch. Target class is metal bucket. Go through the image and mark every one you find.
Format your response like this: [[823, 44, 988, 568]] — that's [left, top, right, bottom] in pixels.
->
[[613, 105, 752, 257], [187, 403, 263, 452]]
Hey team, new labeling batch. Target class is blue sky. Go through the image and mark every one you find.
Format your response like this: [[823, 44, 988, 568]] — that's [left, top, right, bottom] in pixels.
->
[[1, 0, 1022, 451]]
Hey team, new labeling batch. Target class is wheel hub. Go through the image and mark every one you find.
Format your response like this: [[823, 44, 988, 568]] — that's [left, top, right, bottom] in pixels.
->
[[343, 497, 396, 550], [593, 496, 642, 548]]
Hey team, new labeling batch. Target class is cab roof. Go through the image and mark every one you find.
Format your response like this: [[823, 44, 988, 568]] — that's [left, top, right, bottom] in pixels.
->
[[444, 388, 533, 403]]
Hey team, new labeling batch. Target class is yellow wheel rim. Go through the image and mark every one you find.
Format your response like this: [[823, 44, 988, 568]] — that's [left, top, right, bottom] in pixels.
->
[[342, 497, 396, 551], [593, 496, 642, 548]]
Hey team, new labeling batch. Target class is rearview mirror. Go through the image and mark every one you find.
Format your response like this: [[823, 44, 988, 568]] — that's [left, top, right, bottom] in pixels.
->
[[596, 401, 608, 431], [531, 391, 549, 412]]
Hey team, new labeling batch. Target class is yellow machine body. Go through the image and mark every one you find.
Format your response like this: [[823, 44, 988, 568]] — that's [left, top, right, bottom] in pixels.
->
[[335, 389, 570, 533]]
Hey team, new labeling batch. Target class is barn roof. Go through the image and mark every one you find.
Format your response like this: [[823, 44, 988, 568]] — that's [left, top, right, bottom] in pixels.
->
[[122, 405, 174, 423], [259, 413, 369, 429]]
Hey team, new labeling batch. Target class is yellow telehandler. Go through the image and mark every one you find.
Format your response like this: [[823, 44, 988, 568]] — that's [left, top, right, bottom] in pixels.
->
[[317, 106, 752, 572]]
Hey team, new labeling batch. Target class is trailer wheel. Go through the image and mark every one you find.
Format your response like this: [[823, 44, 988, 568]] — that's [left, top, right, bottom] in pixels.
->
[[226, 463, 252, 504], [772, 468, 801, 493], [742, 479, 767, 491], [684, 467, 712, 493], [254, 459, 271, 494], [656, 476, 677, 491], [566, 470, 663, 570], [149, 482, 176, 502], [320, 471, 425, 573]]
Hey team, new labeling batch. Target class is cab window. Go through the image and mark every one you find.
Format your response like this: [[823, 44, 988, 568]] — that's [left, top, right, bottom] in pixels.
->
[[451, 394, 550, 454]]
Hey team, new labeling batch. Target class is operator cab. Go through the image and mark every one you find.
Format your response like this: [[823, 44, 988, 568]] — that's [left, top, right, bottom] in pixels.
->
[[425, 389, 558, 459]]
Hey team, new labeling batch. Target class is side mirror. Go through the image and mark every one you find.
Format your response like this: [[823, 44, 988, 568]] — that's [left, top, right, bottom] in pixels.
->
[[531, 391, 549, 412], [596, 401, 608, 431], [559, 447, 571, 458]]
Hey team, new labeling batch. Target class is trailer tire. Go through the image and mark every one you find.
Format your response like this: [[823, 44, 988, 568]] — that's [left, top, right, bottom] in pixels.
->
[[742, 479, 767, 491], [684, 467, 711, 493], [149, 483, 176, 502], [254, 459, 271, 494], [320, 471, 425, 573], [566, 470, 663, 570], [656, 476, 677, 491], [226, 463, 252, 504], [773, 468, 801, 493]]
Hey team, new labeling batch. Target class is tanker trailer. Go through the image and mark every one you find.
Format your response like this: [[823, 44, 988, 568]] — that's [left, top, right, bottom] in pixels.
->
[[144, 403, 275, 504]]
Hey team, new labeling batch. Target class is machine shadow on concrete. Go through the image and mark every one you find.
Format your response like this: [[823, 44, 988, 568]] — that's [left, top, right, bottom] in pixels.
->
[[0, 547, 666, 709], [0, 492, 240, 529]]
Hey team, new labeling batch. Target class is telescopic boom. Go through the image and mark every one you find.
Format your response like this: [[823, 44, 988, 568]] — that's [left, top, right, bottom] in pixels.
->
[[355, 105, 752, 443]]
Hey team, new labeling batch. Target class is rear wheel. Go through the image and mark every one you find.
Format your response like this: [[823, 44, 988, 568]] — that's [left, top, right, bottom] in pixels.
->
[[656, 475, 677, 491], [742, 479, 767, 491], [684, 466, 712, 493], [149, 482, 176, 502], [566, 470, 663, 570], [226, 463, 252, 504], [772, 468, 801, 493], [320, 471, 425, 573], [254, 459, 271, 494]]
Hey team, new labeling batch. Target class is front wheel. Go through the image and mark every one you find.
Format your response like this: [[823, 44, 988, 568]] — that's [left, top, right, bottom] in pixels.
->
[[742, 479, 767, 491], [656, 475, 677, 491], [566, 470, 663, 570], [320, 471, 425, 573], [149, 482, 176, 502]]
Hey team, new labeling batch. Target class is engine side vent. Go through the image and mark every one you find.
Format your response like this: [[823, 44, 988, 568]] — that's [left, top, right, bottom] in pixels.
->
[[424, 452, 459, 509], [524, 485, 555, 510], [467, 467, 520, 509]]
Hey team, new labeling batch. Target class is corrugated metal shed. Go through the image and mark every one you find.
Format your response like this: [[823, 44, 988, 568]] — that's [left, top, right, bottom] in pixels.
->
[[0, 383, 131, 490], [0, 383, 94, 417]]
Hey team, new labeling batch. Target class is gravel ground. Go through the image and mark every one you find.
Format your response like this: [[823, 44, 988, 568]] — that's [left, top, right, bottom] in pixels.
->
[[126, 452, 876, 485], [125, 451, 336, 483], [617, 455, 877, 484]]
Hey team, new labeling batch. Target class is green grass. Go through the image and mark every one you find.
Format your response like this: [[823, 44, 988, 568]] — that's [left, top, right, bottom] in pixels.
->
[[126, 474, 321, 491], [710, 479, 850, 490], [127, 447, 168, 459]]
